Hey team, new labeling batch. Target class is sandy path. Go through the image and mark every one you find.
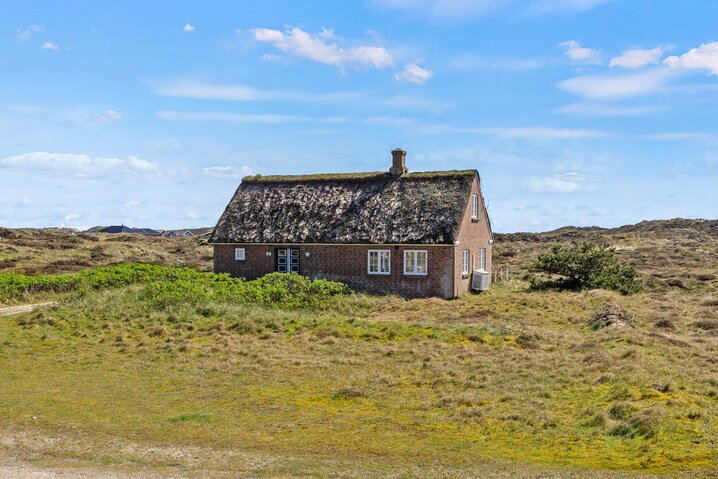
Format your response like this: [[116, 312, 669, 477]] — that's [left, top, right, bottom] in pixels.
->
[[0, 459, 172, 479], [0, 303, 55, 317]]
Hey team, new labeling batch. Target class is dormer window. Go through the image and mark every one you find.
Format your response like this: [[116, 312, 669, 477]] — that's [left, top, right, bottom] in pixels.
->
[[471, 194, 479, 219]]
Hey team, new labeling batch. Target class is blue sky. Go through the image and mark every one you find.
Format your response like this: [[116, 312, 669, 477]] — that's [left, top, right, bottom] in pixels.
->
[[1, 0, 717, 232]]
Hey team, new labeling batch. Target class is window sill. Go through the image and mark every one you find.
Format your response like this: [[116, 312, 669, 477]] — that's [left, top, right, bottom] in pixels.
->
[[461, 273, 470, 278], [471, 218, 480, 223], [403, 273, 428, 277], [368, 272, 391, 276]]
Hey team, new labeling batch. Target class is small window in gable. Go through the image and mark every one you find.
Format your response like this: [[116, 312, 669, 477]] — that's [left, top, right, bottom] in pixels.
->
[[471, 194, 479, 219], [368, 250, 391, 275], [235, 248, 245, 261]]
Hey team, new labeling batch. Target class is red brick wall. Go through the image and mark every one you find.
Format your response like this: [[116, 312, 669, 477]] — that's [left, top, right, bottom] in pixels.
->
[[453, 174, 493, 296], [213, 243, 455, 299]]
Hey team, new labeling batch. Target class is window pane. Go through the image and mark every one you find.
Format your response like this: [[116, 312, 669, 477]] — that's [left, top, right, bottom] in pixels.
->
[[380, 251, 390, 273], [417, 251, 427, 274], [405, 251, 414, 273], [368, 251, 377, 273]]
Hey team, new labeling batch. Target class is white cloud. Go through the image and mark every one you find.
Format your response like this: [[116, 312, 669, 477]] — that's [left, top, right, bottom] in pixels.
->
[[318, 116, 349, 124], [251, 27, 394, 71], [610, 47, 667, 69], [375, 0, 508, 21], [41, 42, 59, 50], [559, 40, 602, 64], [364, 116, 417, 127], [474, 126, 611, 140], [7, 105, 47, 114], [557, 69, 671, 99], [415, 125, 612, 139], [125, 200, 142, 208], [186, 212, 198, 219], [556, 102, 664, 117], [384, 94, 451, 110], [644, 132, 718, 142], [152, 80, 364, 102], [64, 213, 80, 222], [183, 23, 195, 33], [260, 53, 284, 63], [376, 0, 610, 20], [17, 25, 43, 42], [200, 165, 254, 179], [394, 63, 433, 84], [665, 42, 718, 75], [0, 152, 160, 178], [529, 0, 612, 14], [102, 110, 123, 120], [448, 54, 548, 71], [156, 110, 307, 124], [525, 172, 586, 193], [85, 109, 123, 122]]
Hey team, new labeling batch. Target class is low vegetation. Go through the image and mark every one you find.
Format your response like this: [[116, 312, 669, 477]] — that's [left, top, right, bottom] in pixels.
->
[[0, 227, 212, 275], [1, 220, 718, 478], [1, 263, 349, 308]]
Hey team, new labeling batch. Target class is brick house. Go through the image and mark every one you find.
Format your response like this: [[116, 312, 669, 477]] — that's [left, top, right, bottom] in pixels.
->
[[209, 149, 493, 299]]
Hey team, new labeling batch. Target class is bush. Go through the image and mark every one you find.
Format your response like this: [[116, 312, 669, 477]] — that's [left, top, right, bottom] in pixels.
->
[[140, 281, 212, 310], [0, 263, 350, 309], [242, 273, 350, 308], [528, 242, 642, 294]]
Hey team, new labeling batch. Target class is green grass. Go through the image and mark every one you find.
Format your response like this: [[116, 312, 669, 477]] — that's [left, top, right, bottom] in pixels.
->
[[1, 265, 718, 477]]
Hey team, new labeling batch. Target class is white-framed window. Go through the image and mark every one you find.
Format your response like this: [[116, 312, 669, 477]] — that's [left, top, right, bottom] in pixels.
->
[[234, 248, 245, 261], [479, 248, 486, 271], [462, 250, 470, 275], [368, 250, 391, 275], [471, 194, 479, 219], [404, 250, 428, 276]]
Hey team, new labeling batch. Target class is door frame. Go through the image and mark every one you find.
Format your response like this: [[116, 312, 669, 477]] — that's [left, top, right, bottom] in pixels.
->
[[275, 247, 300, 273]]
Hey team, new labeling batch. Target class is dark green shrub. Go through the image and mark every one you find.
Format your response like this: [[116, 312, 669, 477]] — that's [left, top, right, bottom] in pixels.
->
[[528, 242, 642, 294]]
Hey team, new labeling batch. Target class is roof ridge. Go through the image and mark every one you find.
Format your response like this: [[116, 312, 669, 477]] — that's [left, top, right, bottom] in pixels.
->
[[242, 169, 475, 184]]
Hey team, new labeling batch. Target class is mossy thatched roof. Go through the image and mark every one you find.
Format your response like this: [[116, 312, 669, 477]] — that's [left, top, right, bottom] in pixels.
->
[[210, 170, 477, 245]]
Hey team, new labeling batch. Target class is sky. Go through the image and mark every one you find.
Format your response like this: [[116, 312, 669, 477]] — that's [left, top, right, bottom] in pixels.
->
[[1, 0, 717, 233]]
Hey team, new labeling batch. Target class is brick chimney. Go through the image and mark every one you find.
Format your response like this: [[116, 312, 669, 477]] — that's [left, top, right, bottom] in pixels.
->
[[389, 148, 407, 177]]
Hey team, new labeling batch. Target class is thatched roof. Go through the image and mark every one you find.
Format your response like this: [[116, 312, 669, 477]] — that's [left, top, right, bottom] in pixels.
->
[[210, 170, 477, 245]]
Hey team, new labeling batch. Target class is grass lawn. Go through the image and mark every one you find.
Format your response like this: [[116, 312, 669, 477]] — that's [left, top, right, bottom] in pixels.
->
[[1, 276, 717, 478]]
